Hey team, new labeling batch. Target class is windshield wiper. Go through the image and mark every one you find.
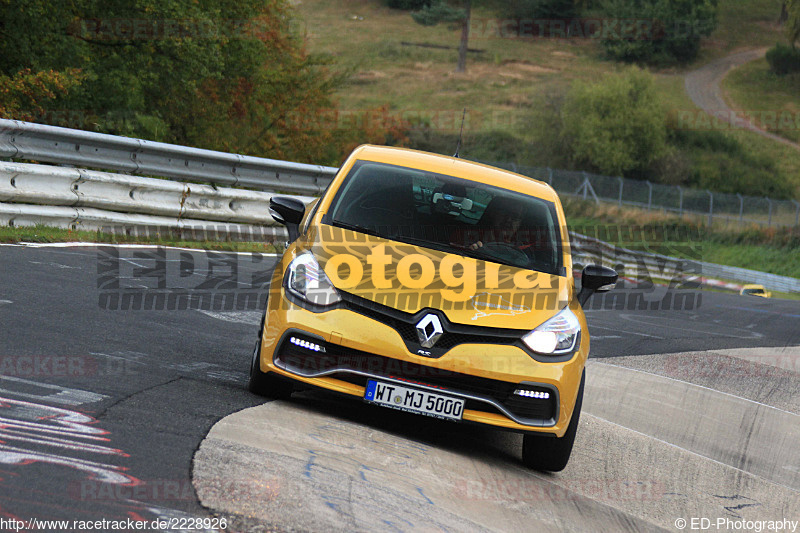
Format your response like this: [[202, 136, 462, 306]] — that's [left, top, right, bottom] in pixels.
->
[[386, 234, 437, 248], [387, 233, 495, 262], [331, 220, 384, 238]]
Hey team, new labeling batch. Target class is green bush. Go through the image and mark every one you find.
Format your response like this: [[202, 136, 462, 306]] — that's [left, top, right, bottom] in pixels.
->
[[670, 129, 742, 155], [560, 67, 668, 176], [502, 0, 580, 19], [411, 0, 465, 26], [669, 130, 793, 199], [766, 43, 800, 75], [599, 0, 718, 65], [385, 0, 431, 9]]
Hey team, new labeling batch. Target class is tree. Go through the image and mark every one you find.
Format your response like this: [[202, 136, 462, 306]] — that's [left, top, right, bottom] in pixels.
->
[[766, 0, 800, 75], [599, 0, 719, 64], [385, 0, 431, 8], [0, 69, 84, 123], [412, 0, 472, 72], [560, 68, 667, 176], [504, 0, 580, 19], [0, 0, 362, 164], [786, 0, 800, 48]]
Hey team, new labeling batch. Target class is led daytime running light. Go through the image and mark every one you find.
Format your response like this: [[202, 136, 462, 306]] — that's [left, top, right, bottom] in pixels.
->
[[513, 389, 550, 399]]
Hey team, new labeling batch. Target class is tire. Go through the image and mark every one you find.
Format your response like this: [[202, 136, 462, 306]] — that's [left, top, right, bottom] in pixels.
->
[[521, 371, 585, 472], [248, 336, 293, 399]]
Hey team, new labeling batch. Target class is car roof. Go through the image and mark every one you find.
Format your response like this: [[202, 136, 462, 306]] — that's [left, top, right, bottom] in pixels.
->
[[348, 145, 558, 202]]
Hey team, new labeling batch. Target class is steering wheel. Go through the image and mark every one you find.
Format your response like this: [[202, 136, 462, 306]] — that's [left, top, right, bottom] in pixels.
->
[[480, 241, 530, 265]]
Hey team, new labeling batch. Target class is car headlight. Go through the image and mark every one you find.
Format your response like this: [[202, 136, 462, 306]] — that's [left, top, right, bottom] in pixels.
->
[[284, 252, 342, 306], [522, 307, 581, 355]]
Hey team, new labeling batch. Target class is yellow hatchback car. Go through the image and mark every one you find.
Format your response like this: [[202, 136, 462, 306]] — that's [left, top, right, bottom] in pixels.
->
[[250, 145, 616, 471], [740, 284, 771, 298]]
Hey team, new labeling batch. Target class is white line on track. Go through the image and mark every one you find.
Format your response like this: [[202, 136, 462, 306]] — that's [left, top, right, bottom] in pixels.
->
[[584, 412, 800, 495], [590, 359, 800, 417], [619, 313, 765, 339], [10, 241, 281, 256], [0, 376, 108, 406], [589, 324, 663, 338], [197, 310, 262, 326]]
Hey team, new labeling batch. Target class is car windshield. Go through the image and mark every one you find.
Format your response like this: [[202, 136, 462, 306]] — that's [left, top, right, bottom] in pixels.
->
[[744, 288, 764, 295], [326, 160, 564, 275]]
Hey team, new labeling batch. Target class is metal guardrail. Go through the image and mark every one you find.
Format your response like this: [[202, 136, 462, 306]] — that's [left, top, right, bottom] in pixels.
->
[[0, 162, 308, 240], [1, 119, 797, 291], [0, 162, 315, 224], [0, 119, 338, 195]]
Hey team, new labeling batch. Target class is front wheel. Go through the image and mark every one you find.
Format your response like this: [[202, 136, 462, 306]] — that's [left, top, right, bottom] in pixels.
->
[[248, 337, 293, 399], [521, 371, 585, 472]]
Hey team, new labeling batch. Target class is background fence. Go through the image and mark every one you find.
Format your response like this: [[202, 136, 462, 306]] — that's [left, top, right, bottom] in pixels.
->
[[487, 162, 800, 229], [1, 119, 798, 292]]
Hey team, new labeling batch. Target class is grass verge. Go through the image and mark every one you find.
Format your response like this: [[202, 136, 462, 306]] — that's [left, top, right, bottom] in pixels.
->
[[722, 57, 800, 144], [0, 225, 281, 253], [562, 198, 800, 280], [700, 0, 784, 60]]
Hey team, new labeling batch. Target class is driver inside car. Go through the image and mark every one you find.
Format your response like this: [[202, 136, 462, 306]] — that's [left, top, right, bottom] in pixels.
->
[[466, 196, 526, 251], [448, 195, 553, 270]]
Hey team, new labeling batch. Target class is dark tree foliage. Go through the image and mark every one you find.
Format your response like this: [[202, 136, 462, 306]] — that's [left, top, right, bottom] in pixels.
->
[[599, 0, 718, 64], [385, 0, 432, 9], [504, 0, 580, 19], [786, 0, 800, 48], [410, 0, 472, 72], [412, 0, 467, 26], [0, 0, 389, 164], [766, 43, 800, 75]]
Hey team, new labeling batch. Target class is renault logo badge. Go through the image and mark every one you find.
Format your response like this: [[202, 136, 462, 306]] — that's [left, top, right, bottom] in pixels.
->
[[416, 314, 443, 349]]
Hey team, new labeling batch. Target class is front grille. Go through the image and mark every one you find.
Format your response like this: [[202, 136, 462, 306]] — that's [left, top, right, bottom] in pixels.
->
[[276, 334, 556, 424], [338, 290, 526, 357]]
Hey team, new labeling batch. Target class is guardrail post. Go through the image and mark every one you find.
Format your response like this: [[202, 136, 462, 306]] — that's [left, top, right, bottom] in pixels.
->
[[707, 190, 713, 227], [677, 186, 683, 216], [646, 181, 653, 211], [547, 167, 553, 185], [617, 177, 624, 207], [766, 197, 773, 227], [793, 200, 800, 227], [737, 193, 744, 225]]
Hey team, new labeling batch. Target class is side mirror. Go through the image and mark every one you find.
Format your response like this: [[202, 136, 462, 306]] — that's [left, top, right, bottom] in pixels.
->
[[269, 196, 305, 244], [577, 265, 618, 306]]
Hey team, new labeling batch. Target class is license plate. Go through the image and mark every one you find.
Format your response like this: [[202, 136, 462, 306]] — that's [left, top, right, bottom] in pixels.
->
[[364, 380, 464, 421]]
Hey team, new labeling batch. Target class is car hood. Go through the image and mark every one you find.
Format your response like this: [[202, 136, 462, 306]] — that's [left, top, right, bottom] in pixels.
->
[[306, 225, 571, 329]]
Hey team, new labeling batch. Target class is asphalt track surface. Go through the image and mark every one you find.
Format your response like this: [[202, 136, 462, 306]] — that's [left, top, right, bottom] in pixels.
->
[[0, 244, 798, 531]]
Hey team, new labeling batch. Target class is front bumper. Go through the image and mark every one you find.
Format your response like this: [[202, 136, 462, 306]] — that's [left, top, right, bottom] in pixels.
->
[[259, 290, 587, 437]]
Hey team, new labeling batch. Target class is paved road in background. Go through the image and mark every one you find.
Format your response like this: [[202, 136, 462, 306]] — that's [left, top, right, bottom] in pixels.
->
[[684, 47, 800, 151], [0, 244, 798, 528]]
